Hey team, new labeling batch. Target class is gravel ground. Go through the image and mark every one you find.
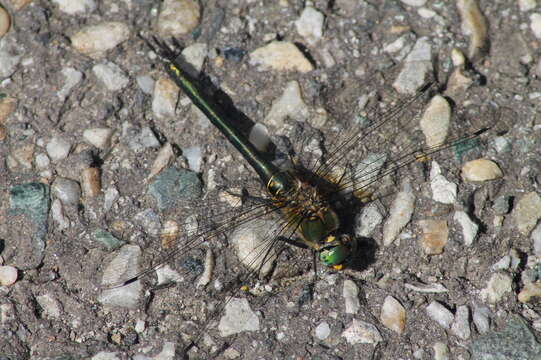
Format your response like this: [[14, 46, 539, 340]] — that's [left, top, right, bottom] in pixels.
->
[[1, 1, 541, 359]]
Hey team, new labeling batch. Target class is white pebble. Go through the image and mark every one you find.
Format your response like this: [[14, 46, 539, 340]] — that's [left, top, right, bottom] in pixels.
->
[[343, 279, 360, 314], [479, 272, 513, 304], [0, 265, 18, 286], [314, 321, 331, 340], [400, 0, 427, 6], [519, 0, 537, 12], [425, 301, 454, 329], [34, 153, 50, 169], [71, 22, 129, 58], [531, 13, 541, 39], [457, 0, 488, 59], [393, 37, 432, 94], [295, 6, 324, 45], [36, 294, 62, 318], [83, 127, 114, 149], [430, 161, 457, 204], [52, 0, 96, 15], [532, 222, 541, 256], [342, 319, 382, 344], [181, 43, 208, 74], [250, 41, 314, 73], [472, 304, 491, 333], [433, 342, 449, 360], [152, 77, 179, 119], [451, 305, 471, 340], [264, 80, 310, 129], [58, 67, 83, 101], [453, 210, 478, 246], [383, 182, 415, 246], [92, 62, 129, 91], [46, 136, 71, 162]]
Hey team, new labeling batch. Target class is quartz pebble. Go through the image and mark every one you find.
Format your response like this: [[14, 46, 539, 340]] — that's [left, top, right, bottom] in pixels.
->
[[418, 219, 448, 255], [92, 62, 129, 91], [250, 41, 314, 73], [314, 321, 331, 340], [420, 95, 451, 148], [52, 0, 97, 15], [457, 0, 488, 59], [58, 67, 83, 101], [400, 0, 427, 6], [382, 183, 415, 246], [51, 199, 70, 230], [532, 222, 541, 257], [218, 298, 260, 337], [425, 301, 454, 329], [531, 14, 541, 39], [264, 80, 310, 129], [157, 0, 201, 37], [71, 22, 129, 58], [479, 272, 513, 304], [453, 210, 478, 246], [343, 279, 360, 314], [83, 128, 114, 149], [433, 342, 449, 360], [295, 6, 324, 45], [355, 202, 383, 237], [342, 319, 382, 344], [0, 36, 22, 78], [473, 304, 491, 334], [181, 43, 208, 74], [380, 296, 406, 334], [519, 0, 537, 12], [0, 6, 11, 38], [451, 305, 471, 340], [0, 265, 17, 286], [461, 159, 503, 182], [430, 161, 457, 204], [36, 294, 62, 318], [46, 136, 71, 162], [393, 37, 432, 94], [513, 192, 541, 236]]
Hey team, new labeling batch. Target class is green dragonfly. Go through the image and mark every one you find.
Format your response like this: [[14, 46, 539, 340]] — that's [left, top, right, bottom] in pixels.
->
[[104, 37, 496, 353]]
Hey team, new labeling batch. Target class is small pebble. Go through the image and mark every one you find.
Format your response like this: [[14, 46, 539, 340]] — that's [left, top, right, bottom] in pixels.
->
[[518, 282, 541, 303], [81, 167, 101, 198], [71, 22, 130, 58], [461, 159, 503, 182], [148, 167, 202, 210], [11, 143, 34, 169], [218, 298, 260, 337], [51, 199, 69, 230], [181, 43, 208, 75], [93, 228, 123, 251], [343, 279, 360, 314], [103, 186, 119, 212], [196, 249, 214, 288], [295, 6, 324, 45], [58, 67, 83, 101], [314, 321, 331, 340], [418, 219, 448, 255], [393, 37, 432, 94], [264, 80, 310, 129], [34, 153, 50, 169], [0, 36, 22, 78], [155, 264, 183, 285], [52, 0, 96, 14], [513, 192, 541, 236], [0, 95, 16, 125], [152, 77, 179, 119], [380, 296, 406, 334], [355, 202, 383, 237], [457, 0, 488, 59], [157, 0, 201, 37], [433, 342, 449, 360], [136, 75, 154, 95], [451, 305, 471, 340], [83, 127, 114, 150], [492, 255, 511, 271], [230, 219, 278, 277], [472, 304, 491, 334], [148, 143, 175, 180], [531, 14, 541, 39], [36, 294, 62, 319], [0, 6, 11, 38], [479, 272, 513, 304], [250, 41, 314, 73], [425, 301, 454, 329], [0, 265, 17, 286], [183, 146, 202, 172], [430, 161, 457, 204], [493, 195, 511, 215], [382, 182, 415, 246], [519, 0, 537, 12], [355, 153, 387, 190], [128, 127, 160, 153], [532, 222, 541, 256], [134, 208, 161, 237], [46, 136, 72, 162], [404, 282, 448, 293], [248, 123, 271, 152], [92, 62, 129, 91], [453, 210, 478, 246], [342, 319, 382, 344], [400, 0, 427, 6], [420, 95, 451, 148]]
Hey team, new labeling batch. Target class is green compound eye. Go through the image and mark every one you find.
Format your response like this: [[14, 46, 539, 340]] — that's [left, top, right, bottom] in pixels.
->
[[319, 244, 350, 266]]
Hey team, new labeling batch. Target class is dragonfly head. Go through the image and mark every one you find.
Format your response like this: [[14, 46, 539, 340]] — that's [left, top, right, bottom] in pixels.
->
[[319, 234, 356, 267]]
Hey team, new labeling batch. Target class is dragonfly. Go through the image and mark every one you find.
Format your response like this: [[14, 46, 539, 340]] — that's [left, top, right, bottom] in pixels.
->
[[101, 37, 497, 355]]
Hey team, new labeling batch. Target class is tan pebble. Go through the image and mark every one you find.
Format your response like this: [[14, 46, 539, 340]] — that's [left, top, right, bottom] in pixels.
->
[[148, 143, 175, 180], [420, 95, 451, 148], [419, 219, 448, 255], [380, 296, 406, 334], [462, 159, 503, 182], [81, 167, 101, 197], [0, 125, 6, 141], [518, 282, 541, 303], [0, 96, 17, 124], [456, 0, 488, 60], [249, 41, 314, 73], [161, 220, 179, 249], [0, 6, 10, 38]]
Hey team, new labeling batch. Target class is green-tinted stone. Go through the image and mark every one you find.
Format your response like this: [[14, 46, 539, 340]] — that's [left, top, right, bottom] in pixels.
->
[[148, 167, 202, 210], [453, 137, 480, 161], [93, 229, 123, 251], [10, 182, 50, 239]]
